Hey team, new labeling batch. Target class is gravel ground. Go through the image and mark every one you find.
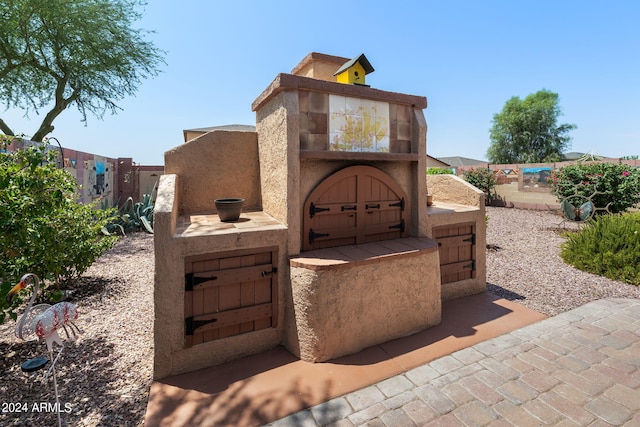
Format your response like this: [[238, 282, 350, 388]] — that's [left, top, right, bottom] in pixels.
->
[[1, 207, 639, 426], [486, 206, 640, 316], [0, 233, 154, 427]]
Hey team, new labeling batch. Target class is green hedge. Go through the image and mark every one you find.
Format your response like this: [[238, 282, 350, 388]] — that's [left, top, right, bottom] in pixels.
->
[[426, 167, 454, 175], [561, 212, 640, 285]]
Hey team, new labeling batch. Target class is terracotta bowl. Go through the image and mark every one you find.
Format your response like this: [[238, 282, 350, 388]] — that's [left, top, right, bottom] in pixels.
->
[[214, 198, 245, 222]]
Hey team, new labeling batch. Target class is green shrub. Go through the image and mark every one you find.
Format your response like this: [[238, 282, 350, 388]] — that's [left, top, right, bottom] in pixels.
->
[[549, 163, 640, 213], [561, 212, 640, 285], [462, 168, 497, 203], [426, 167, 454, 175], [0, 137, 117, 321]]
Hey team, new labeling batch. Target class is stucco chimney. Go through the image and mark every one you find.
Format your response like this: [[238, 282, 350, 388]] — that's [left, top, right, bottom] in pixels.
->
[[290, 52, 350, 82]]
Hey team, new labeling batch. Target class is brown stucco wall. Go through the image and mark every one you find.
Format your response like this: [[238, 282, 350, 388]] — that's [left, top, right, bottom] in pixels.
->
[[153, 174, 180, 378], [255, 91, 301, 255], [153, 174, 289, 379], [426, 174, 487, 300], [288, 248, 441, 362], [255, 73, 430, 255], [164, 130, 261, 215], [290, 52, 350, 82], [427, 174, 484, 208], [413, 109, 428, 237]]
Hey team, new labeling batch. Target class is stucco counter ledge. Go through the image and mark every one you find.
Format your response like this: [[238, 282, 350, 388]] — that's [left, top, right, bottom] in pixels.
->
[[174, 210, 287, 238], [289, 237, 439, 271], [426, 202, 480, 215]]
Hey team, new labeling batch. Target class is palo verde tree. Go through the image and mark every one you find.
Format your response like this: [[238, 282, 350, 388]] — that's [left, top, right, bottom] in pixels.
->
[[487, 90, 576, 164], [0, 0, 164, 141]]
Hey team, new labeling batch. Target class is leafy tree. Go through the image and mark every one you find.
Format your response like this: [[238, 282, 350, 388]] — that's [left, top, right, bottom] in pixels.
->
[[487, 90, 576, 164], [0, 0, 164, 141], [0, 136, 117, 322]]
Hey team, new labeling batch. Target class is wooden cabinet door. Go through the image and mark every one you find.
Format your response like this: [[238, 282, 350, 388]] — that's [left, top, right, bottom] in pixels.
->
[[303, 165, 408, 251], [433, 223, 476, 284], [184, 247, 278, 348]]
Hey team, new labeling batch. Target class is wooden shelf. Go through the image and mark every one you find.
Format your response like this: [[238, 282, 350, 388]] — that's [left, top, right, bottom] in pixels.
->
[[300, 150, 421, 162]]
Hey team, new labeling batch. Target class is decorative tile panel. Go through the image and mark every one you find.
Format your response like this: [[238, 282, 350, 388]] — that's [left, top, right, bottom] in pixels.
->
[[329, 94, 390, 152]]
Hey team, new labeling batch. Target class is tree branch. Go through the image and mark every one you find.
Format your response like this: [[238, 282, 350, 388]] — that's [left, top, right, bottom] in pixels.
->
[[2, 0, 164, 140], [32, 81, 80, 141], [0, 117, 15, 136]]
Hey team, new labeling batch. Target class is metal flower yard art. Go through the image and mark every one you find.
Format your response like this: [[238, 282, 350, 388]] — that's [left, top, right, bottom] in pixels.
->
[[6, 273, 81, 427]]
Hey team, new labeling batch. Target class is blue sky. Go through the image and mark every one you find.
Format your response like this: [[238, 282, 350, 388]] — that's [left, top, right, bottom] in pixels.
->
[[3, 1, 639, 165]]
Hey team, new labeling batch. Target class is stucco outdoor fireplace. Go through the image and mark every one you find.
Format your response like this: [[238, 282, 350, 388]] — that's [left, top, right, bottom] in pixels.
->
[[153, 53, 486, 379]]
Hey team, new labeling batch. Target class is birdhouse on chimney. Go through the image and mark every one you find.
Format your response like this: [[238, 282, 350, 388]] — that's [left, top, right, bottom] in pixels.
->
[[333, 54, 374, 86]]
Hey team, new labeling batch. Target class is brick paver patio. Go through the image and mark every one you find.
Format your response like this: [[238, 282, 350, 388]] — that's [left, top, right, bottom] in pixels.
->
[[269, 299, 640, 426]]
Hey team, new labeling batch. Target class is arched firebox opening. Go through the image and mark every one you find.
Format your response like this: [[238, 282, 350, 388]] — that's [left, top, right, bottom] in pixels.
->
[[302, 165, 408, 251]]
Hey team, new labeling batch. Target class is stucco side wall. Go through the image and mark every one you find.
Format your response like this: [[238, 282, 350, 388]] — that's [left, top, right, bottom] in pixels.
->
[[288, 251, 441, 362], [425, 174, 487, 301], [256, 91, 301, 255], [414, 108, 428, 237], [153, 223, 288, 379], [427, 174, 484, 208], [164, 130, 261, 215], [154, 173, 289, 379], [154, 174, 180, 379]]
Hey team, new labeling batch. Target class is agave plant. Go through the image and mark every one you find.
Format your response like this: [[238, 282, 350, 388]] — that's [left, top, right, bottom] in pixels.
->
[[103, 181, 157, 235], [135, 183, 156, 233]]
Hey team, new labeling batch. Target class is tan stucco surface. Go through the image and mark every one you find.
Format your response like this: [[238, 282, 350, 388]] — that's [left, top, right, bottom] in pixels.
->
[[164, 130, 261, 215], [427, 174, 484, 208], [426, 174, 487, 300], [289, 247, 441, 362], [153, 173, 289, 379], [413, 109, 428, 237], [256, 91, 301, 255], [290, 52, 350, 82], [153, 53, 489, 379]]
